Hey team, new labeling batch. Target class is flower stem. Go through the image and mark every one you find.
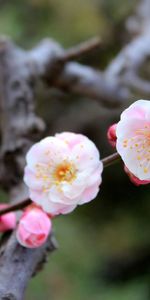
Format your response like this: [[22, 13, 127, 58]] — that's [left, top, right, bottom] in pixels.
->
[[102, 152, 121, 168]]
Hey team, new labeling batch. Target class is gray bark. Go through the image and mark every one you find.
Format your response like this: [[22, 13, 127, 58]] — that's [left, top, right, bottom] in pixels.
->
[[0, 0, 149, 298], [0, 38, 57, 300]]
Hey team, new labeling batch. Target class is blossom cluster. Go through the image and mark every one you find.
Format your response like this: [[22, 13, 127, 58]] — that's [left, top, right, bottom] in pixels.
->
[[1, 99, 150, 248]]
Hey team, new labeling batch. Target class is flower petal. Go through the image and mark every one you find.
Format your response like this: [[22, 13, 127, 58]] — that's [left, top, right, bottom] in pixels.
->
[[71, 139, 100, 171], [26, 137, 69, 170], [24, 166, 43, 190], [79, 183, 100, 205], [56, 132, 88, 149]]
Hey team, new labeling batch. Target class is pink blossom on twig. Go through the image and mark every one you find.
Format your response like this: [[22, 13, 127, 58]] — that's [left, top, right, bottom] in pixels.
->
[[116, 100, 150, 182], [24, 132, 103, 216]]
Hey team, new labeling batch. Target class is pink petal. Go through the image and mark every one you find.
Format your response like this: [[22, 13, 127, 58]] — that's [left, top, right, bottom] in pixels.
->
[[120, 100, 150, 121], [56, 132, 87, 149], [71, 139, 100, 171], [78, 183, 100, 205]]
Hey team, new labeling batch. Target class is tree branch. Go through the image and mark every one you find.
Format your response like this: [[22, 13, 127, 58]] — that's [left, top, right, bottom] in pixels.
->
[[0, 0, 149, 298], [29, 39, 129, 108], [0, 199, 32, 216], [59, 36, 101, 63], [0, 37, 57, 300]]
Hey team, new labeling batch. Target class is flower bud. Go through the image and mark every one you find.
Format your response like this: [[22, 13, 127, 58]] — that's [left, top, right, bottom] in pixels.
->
[[16, 206, 52, 248], [0, 204, 16, 232], [107, 124, 117, 148], [124, 165, 150, 186]]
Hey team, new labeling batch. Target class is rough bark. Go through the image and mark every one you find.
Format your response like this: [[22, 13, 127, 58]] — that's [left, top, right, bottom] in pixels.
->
[[0, 38, 57, 300]]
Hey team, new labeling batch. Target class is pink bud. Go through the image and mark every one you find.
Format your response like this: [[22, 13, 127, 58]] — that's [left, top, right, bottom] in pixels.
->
[[16, 206, 52, 248], [124, 165, 150, 186], [107, 123, 117, 148], [0, 204, 16, 232]]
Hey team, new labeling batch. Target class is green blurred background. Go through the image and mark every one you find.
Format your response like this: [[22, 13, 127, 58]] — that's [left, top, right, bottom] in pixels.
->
[[1, 0, 150, 299]]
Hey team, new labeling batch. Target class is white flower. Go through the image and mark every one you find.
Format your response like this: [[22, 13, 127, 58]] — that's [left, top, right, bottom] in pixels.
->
[[116, 100, 150, 180], [24, 132, 103, 215]]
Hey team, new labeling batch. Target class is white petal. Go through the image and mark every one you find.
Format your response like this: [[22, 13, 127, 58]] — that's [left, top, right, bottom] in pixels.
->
[[24, 166, 43, 190], [60, 181, 85, 199], [29, 189, 46, 206], [42, 198, 76, 215], [71, 139, 100, 172], [26, 136, 69, 170], [78, 183, 100, 205], [48, 185, 83, 205], [120, 100, 150, 121], [117, 118, 150, 180]]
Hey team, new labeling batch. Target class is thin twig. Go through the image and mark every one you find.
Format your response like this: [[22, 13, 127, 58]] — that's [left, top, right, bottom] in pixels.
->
[[0, 199, 32, 216], [0, 152, 121, 217], [60, 37, 101, 62], [44, 36, 102, 85], [102, 152, 121, 167]]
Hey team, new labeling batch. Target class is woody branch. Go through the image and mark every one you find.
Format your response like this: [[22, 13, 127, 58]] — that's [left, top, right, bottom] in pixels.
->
[[0, 0, 149, 299]]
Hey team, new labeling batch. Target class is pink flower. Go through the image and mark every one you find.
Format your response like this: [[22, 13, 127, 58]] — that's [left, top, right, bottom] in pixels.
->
[[0, 204, 16, 232], [24, 132, 103, 215], [124, 165, 150, 186], [116, 100, 150, 181], [107, 123, 117, 148], [16, 206, 52, 248]]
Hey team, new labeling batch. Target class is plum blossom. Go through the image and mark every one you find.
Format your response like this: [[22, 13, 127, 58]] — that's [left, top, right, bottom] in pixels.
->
[[116, 100, 150, 181], [0, 204, 16, 232], [107, 123, 117, 148], [24, 132, 103, 215], [16, 206, 52, 248]]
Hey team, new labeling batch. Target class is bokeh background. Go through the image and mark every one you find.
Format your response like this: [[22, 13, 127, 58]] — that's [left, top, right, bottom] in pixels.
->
[[1, 0, 150, 299]]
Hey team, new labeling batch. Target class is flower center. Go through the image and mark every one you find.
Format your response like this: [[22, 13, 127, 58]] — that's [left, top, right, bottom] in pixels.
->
[[35, 160, 77, 193], [122, 125, 150, 174], [53, 162, 76, 183]]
